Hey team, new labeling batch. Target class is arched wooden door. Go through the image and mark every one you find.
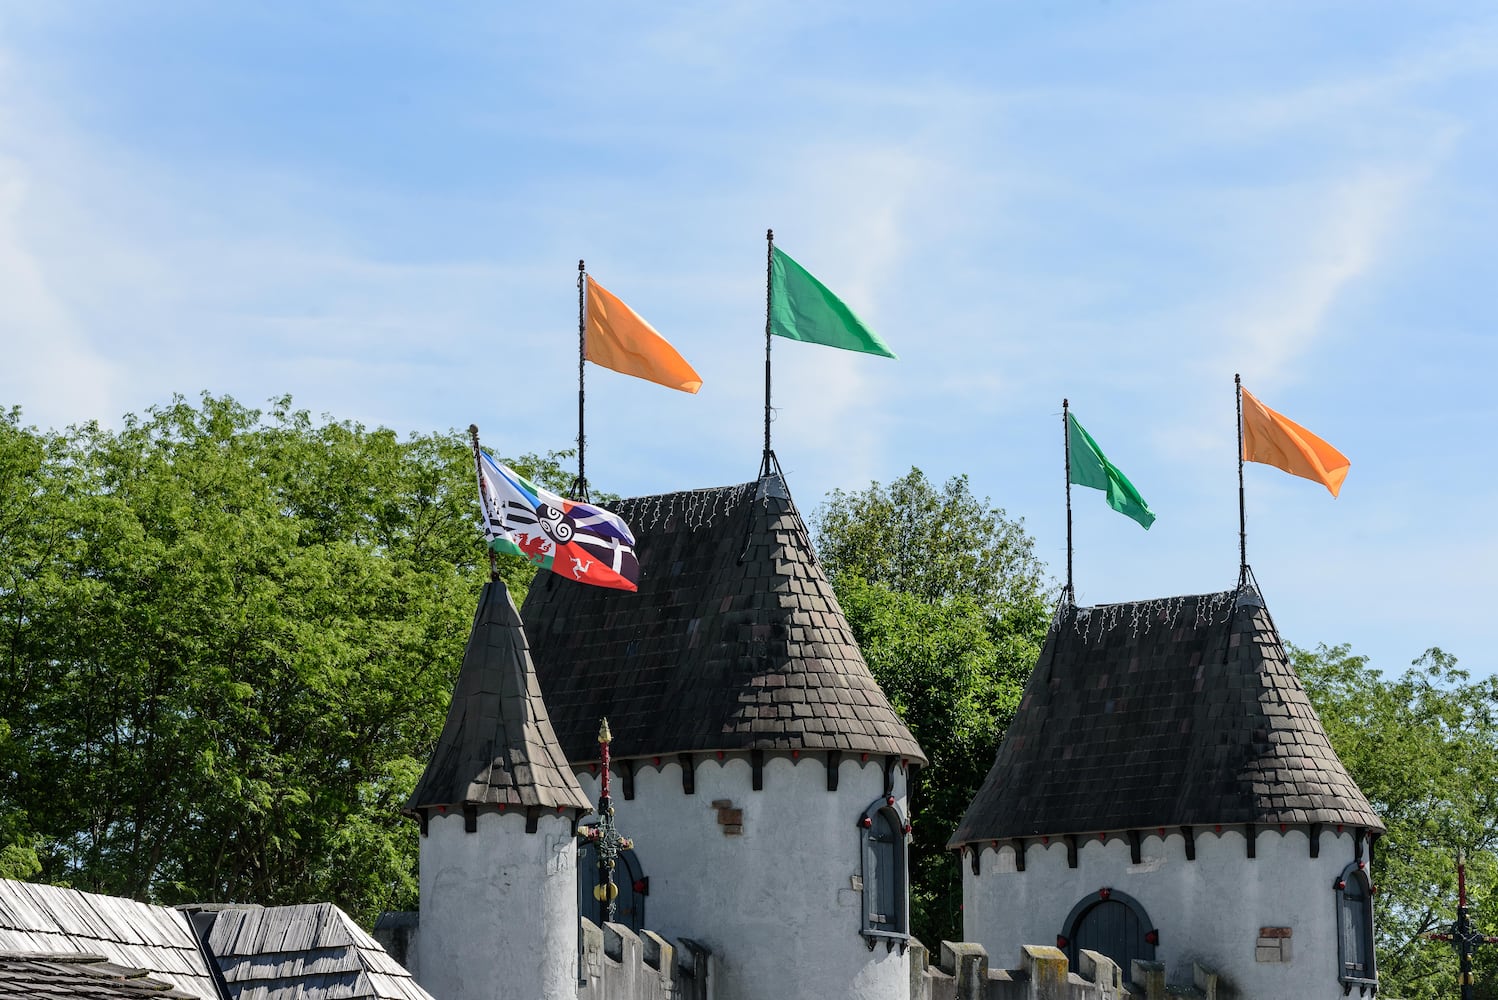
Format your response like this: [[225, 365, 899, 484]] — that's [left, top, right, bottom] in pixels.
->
[[576, 842, 646, 932], [1061, 890, 1155, 982]]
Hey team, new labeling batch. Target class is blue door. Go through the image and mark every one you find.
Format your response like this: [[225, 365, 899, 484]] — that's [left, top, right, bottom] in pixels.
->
[[1064, 892, 1155, 983]]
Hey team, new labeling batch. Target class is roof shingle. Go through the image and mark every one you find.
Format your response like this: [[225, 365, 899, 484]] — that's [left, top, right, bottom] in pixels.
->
[[0, 881, 222, 1000], [521, 474, 925, 765], [205, 904, 433, 1000], [949, 586, 1383, 846], [406, 582, 591, 814]]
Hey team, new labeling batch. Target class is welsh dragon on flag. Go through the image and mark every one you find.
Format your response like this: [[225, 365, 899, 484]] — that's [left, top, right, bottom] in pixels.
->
[[476, 450, 639, 592]]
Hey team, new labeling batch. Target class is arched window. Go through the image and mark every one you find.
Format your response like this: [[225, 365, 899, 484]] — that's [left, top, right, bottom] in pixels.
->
[[858, 798, 909, 949], [1059, 889, 1156, 984], [1334, 863, 1376, 994]]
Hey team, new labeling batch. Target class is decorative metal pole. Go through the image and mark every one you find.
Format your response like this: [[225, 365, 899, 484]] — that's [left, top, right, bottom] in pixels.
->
[[1235, 374, 1248, 587], [469, 424, 498, 582], [1063, 399, 1074, 605], [588, 717, 631, 922], [1428, 850, 1498, 1000], [762, 228, 775, 478], [574, 259, 590, 502]]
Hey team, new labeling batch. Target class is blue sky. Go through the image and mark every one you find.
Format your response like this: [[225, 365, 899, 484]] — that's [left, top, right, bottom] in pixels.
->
[[2, 3, 1495, 676]]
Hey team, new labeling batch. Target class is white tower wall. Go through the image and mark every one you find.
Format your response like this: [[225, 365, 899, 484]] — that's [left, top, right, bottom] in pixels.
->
[[962, 826, 1361, 998], [417, 809, 579, 1000], [578, 753, 911, 1000]]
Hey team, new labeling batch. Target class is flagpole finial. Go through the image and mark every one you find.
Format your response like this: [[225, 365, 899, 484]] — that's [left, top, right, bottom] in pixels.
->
[[468, 423, 479, 439], [766, 228, 774, 242], [579, 259, 585, 273]]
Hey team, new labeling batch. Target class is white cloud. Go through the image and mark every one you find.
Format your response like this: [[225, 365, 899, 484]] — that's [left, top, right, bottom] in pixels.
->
[[0, 160, 118, 425]]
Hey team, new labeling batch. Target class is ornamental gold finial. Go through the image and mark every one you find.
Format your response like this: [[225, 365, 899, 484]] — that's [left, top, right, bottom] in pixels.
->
[[598, 717, 611, 744]]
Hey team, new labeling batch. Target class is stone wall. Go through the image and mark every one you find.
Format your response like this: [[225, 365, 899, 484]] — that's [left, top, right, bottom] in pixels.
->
[[574, 753, 913, 1000], [961, 826, 1357, 997], [577, 919, 713, 1000], [910, 941, 1229, 1000]]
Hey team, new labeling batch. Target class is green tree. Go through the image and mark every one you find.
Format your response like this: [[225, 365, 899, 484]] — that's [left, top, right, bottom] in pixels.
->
[[1295, 643, 1498, 1000], [817, 468, 1045, 614], [0, 395, 574, 924], [813, 467, 1051, 947]]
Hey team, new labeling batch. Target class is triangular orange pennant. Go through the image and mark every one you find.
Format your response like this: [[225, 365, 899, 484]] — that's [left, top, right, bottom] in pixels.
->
[[1240, 386, 1350, 497], [584, 276, 702, 394]]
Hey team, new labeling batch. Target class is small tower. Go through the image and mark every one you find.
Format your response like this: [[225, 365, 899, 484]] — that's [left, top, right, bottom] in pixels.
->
[[522, 472, 926, 1000], [405, 581, 591, 1000], [950, 584, 1384, 998]]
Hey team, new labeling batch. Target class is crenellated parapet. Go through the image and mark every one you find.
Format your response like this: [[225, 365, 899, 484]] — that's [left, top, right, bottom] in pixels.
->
[[910, 941, 1229, 1000], [577, 919, 713, 1000]]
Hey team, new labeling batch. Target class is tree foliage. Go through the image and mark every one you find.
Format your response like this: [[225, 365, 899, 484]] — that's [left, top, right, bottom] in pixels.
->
[[813, 467, 1051, 947], [1295, 643, 1498, 1000], [0, 396, 572, 923], [817, 469, 1045, 614]]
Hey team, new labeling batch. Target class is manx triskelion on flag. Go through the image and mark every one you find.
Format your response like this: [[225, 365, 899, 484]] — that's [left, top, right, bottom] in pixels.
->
[[477, 451, 639, 591]]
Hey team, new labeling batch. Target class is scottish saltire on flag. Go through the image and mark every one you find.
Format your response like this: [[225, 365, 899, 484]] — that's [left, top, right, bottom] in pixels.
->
[[1068, 413, 1156, 529], [1240, 386, 1350, 497], [585, 275, 702, 393], [476, 451, 639, 591], [769, 246, 897, 358]]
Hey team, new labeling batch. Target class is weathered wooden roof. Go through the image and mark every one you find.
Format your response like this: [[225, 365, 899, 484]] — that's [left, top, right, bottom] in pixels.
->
[[521, 474, 926, 765], [206, 904, 432, 1000], [405, 581, 591, 815], [0, 880, 222, 1000], [950, 586, 1384, 846], [0, 952, 198, 999]]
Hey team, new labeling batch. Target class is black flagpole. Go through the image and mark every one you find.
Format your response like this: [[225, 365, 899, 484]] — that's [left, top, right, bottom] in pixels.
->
[[1063, 399, 1074, 605], [469, 423, 499, 582], [1236, 373, 1247, 586], [575, 260, 589, 501], [761, 229, 775, 478]]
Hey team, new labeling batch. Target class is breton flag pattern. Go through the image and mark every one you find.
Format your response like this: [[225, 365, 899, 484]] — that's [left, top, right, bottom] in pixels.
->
[[477, 451, 639, 591]]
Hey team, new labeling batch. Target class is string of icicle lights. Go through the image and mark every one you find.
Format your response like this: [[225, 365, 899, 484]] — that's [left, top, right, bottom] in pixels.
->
[[618, 482, 759, 534], [1066, 590, 1239, 642]]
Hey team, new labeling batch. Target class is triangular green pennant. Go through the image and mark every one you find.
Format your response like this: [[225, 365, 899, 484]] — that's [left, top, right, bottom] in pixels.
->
[[1068, 413, 1156, 529], [769, 246, 897, 359]]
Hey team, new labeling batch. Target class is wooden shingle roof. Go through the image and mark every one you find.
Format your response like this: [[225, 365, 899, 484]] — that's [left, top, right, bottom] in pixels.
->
[[0, 880, 223, 1000], [405, 581, 591, 815], [0, 952, 198, 999], [205, 904, 432, 1000], [521, 474, 925, 765], [949, 586, 1383, 846]]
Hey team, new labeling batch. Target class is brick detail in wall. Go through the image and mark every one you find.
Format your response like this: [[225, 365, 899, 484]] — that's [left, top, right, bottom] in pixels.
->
[[711, 800, 743, 836]]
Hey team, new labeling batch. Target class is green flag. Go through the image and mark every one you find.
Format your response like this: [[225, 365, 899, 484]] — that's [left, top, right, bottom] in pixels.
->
[[1068, 413, 1155, 529], [769, 246, 897, 358]]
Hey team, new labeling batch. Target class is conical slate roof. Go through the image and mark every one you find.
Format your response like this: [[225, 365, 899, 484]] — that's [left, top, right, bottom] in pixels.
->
[[406, 582, 590, 814], [521, 473, 926, 765], [949, 586, 1382, 847]]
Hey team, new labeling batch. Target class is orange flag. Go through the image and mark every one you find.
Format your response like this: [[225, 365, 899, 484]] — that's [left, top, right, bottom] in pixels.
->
[[584, 276, 702, 393], [1240, 386, 1350, 497]]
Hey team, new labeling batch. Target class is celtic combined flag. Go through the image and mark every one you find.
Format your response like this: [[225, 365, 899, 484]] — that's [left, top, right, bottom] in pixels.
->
[[477, 451, 639, 592]]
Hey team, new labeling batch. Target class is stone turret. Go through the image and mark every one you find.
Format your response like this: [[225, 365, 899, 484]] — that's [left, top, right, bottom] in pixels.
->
[[950, 584, 1383, 998], [521, 472, 926, 1000], [405, 581, 591, 1000]]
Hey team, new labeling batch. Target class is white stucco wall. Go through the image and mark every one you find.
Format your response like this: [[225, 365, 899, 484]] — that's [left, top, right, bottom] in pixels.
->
[[576, 754, 911, 1000], [417, 809, 579, 1000], [961, 827, 1364, 999]]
